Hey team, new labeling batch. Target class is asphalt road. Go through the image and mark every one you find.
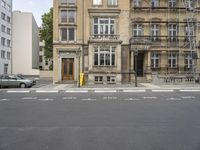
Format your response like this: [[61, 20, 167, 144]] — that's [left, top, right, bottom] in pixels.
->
[[0, 91, 200, 150]]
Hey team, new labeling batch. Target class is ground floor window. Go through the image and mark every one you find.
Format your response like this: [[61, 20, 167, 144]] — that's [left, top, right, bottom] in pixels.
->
[[107, 76, 116, 84], [94, 76, 103, 83], [151, 52, 160, 68], [168, 53, 178, 68], [94, 46, 115, 66], [4, 64, 8, 74], [185, 53, 193, 69]]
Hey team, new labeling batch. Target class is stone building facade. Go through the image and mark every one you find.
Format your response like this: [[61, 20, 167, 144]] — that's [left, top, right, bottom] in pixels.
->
[[53, 0, 200, 85]]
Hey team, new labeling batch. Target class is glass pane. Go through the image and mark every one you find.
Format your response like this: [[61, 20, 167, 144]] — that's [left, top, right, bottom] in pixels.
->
[[69, 63, 73, 75], [68, 28, 74, 41], [64, 62, 67, 75], [61, 28, 68, 41]]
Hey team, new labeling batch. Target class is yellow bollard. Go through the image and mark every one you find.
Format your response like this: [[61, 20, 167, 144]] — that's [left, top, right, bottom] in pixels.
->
[[80, 73, 84, 86]]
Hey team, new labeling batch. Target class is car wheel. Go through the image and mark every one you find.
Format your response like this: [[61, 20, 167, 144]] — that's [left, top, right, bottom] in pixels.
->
[[19, 83, 26, 88]]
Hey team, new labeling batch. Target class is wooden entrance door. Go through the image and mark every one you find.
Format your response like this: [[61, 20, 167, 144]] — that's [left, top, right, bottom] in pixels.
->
[[62, 58, 74, 81]]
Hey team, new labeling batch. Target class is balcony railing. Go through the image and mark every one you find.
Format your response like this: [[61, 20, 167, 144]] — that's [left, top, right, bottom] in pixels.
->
[[89, 34, 120, 41]]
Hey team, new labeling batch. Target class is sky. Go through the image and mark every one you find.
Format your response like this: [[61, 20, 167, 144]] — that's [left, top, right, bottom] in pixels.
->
[[13, 0, 53, 27]]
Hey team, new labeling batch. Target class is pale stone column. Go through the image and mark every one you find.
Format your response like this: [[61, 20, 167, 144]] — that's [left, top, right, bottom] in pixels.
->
[[146, 51, 152, 82]]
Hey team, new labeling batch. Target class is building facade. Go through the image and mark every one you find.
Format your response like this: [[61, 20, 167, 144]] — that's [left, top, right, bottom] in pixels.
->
[[39, 40, 53, 71], [0, 0, 12, 74], [12, 11, 40, 76], [53, 0, 200, 85]]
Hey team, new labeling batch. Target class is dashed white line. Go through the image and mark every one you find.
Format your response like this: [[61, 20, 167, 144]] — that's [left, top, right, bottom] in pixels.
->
[[21, 97, 37, 100], [181, 96, 196, 99], [103, 97, 118, 100], [124, 98, 140, 101], [38, 98, 54, 101], [36, 91, 58, 93], [143, 97, 158, 99], [7, 91, 30, 93], [180, 90, 200, 92], [123, 90, 146, 93], [167, 98, 182, 101], [63, 97, 77, 100], [0, 99, 10, 101], [81, 98, 96, 101], [65, 91, 88, 93], [152, 90, 174, 92], [95, 90, 117, 93]]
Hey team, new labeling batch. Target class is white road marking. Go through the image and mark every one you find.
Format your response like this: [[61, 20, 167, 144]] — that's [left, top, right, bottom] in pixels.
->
[[143, 97, 158, 99], [180, 90, 200, 92], [95, 90, 117, 93], [38, 98, 54, 101], [63, 97, 77, 100], [123, 90, 146, 93], [81, 98, 96, 101], [21, 97, 37, 100], [103, 97, 118, 100], [167, 98, 182, 101], [7, 91, 30, 93], [0, 99, 10, 101], [124, 98, 140, 101], [65, 91, 88, 93], [36, 91, 58, 93], [152, 90, 174, 92], [181, 96, 196, 99]]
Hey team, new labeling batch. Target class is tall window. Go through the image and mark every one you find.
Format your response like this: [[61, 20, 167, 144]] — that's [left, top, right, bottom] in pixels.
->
[[61, 10, 76, 23], [93, 0, 102, 5], [1, 25, 6, 33], [1, 37, 6, 46], [60, 28, 75, 41], [1, 50, 5, 59], [185, 25, 195, 41], [168, 24, 178, 42], [1, 12, 6, 20], [4, 64, 8, 74], [151, 24, 160, 41], [186, 0, 194, 8], [1, 0, 6, 8], [93, 17, 115, 35], [94, 47, 115, 66], [7, 16, 11, 23], [61, 0, 76, 5], [151, 53, 160, 68], [168, 53, 177, 68], [133, 24, 143, 37], [151, 0, 159, 7], [108, 0, 118, 6], [7, 39, 11, 47], [185, 53, 193, 69], [133, 0, 141, 7], [169, 0, 176, 7], [7, 52, 10, 60]]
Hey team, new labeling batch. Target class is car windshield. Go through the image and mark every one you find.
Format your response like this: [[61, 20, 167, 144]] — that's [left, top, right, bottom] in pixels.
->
[[16, 75, 24, 79]]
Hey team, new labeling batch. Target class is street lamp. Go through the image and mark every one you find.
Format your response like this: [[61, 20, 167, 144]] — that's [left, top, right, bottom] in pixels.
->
[[76, 48, 81, 87], [131, 45, 138, 87]]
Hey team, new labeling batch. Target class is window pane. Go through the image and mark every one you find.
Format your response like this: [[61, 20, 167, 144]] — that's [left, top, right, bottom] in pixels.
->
[[68, 28, 75, 41], [61, 28, 68, 41]]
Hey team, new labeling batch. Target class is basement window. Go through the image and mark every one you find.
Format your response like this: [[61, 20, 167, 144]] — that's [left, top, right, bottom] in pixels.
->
[[94, 76, 103, 84], [107, 76, 116, 84]]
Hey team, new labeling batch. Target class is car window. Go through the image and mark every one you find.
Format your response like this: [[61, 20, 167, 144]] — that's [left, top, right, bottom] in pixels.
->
[[9, 75, 17, 79], [2, 75, 9, 79]]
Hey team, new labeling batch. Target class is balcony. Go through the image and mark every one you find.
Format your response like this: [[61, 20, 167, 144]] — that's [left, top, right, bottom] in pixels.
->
[[89, 34, 120, 43]]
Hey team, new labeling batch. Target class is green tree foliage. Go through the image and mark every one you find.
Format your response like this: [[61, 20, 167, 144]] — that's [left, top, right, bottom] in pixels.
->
[[40, 8, 53, 59]]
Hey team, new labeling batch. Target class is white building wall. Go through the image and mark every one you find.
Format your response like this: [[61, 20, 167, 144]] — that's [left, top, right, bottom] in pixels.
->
[[0, 0, 12, 74], [12, 11, 39, 76]]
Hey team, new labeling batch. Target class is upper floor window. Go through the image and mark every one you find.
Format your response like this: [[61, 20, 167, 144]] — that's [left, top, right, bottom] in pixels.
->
[[133, 0, 141, 7], [1, 25, 6, 33], [61, 0, 76, 5], [60, 28, 75, 41], [7, 4, 11, 12], [7, 52, 10, 60], [1, 37, 6, 46], [133, 24, 143, 37], [186, 0, 194, 8], [168, 53, 178, 68], [151, 0, 159, 7], [7, 16, 11, 23], [1, 12, 6, 20], [108, 0, 118, 6], [7, 39, 11, 47], [1, 50, 5, 59], [169, 0, 176, 8], [93, 0, 102, 6], [94, 46, 115, 66], [7, 28, 11, 35], [185, 53, 193, 69], [151, 53, 160, 68], [168, 24, 178, 41], [185, 25, 195, 41], [93, 17, 116, 35], [1, 0, 6, 8], [150, 24, 160, 41], [61, 10, 76, 23]]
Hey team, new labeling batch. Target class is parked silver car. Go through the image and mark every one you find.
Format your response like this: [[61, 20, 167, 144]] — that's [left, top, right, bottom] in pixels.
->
[[0, 74, 36, 88]]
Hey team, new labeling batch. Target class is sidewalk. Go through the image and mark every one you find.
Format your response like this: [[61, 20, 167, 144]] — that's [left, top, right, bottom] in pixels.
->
[[1, 83, 200, 93]]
